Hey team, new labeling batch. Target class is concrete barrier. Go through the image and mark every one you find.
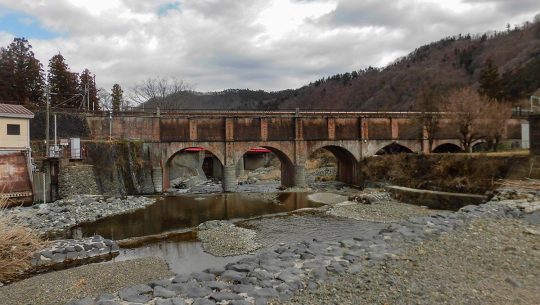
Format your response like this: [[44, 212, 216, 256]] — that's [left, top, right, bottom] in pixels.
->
[[386, 185, 487, 210]]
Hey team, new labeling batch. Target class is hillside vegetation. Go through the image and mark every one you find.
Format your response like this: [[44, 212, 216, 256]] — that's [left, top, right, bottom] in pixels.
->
[[143, 20, 540, 111]]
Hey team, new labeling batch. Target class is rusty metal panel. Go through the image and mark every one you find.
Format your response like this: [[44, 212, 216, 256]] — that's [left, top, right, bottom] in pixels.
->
[[267, 118, 294, 141], [398, 119, 422, 140], [197, 118, 225, 141], [367, 118, 392, 140], [302, 118, 328, 140], [160, 118, 190, 142], [433, 119, 460, 139], [234, 118, 261, 141], [0, 152, 33, 206], [335, 118, 360, 140]]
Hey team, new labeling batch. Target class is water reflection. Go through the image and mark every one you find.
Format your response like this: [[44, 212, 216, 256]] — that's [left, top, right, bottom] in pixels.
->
[[72, 192, 319, 240], [113, 238, 246, 275]]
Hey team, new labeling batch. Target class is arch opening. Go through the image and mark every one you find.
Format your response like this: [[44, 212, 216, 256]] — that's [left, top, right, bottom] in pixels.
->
[[432, 143, 463, 153], [165, 147, 224, 192], [307, 145, 360, 186], [375, 143, 413, 155], [236, 146, 295, 188], [472, 141, 488, 152]]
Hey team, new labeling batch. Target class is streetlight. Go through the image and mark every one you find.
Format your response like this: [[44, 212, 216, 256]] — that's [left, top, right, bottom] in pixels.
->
[[109, 110, 113, 140]]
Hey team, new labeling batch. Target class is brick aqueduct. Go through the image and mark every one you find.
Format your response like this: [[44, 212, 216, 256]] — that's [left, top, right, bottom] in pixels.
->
[[87, 111, 525, 192]]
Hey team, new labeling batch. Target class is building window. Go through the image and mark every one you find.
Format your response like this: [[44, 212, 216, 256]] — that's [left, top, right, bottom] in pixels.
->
[[7, 124, 21, 135]]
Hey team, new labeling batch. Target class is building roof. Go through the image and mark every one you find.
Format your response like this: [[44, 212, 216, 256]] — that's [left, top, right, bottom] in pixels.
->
[[0, 104, 34, 119]]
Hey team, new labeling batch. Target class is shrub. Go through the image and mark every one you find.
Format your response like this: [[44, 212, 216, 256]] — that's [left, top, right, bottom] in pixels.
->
[[0, 198, 44, 283]]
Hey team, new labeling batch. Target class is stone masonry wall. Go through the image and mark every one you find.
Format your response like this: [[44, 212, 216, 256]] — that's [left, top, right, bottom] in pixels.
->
[[58, 164, 99, 198]]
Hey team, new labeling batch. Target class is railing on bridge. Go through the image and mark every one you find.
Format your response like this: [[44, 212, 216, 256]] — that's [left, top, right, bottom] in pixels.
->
[[27, 105, 532, 119]]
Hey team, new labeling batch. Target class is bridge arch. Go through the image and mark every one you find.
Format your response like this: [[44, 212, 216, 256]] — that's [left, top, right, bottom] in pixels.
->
[[375, 142, 414, 155], [236, 145, 296, 188], [307, 144, 362, 186], [432, 143, 463, 153], [472, 140, 488, 152], [163, 146, 225, 191]]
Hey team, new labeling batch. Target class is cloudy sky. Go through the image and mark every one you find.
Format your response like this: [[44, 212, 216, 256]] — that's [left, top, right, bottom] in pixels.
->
[[0, 0, 539, 92]]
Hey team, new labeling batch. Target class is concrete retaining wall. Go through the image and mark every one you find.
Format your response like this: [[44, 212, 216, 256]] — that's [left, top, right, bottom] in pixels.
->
[[386, 185, 486, 210]]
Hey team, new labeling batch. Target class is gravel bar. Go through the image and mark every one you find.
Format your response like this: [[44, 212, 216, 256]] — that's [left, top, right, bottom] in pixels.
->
[[198, 221, 261, 256], [0, 195, 154, 237], [327, 200, 436, 223], [0, 257, 172, 305]]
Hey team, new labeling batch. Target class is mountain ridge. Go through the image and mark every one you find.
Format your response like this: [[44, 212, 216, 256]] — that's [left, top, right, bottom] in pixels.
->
[[141, 20, 540, 111]]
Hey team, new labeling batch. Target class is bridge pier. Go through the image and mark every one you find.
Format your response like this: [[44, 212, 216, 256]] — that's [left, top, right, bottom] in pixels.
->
[[236, 156, 245, 177], [293, 165, 307, 187], [222, 165, 237, 192], [152, 167, 163, 193]]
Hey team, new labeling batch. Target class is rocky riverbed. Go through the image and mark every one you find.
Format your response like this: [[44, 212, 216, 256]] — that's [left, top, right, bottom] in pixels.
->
[[285, 218, 540, 305], [33, 235, 120, 267], [0, 195, 154, 237], [42, 186, 538, 305]]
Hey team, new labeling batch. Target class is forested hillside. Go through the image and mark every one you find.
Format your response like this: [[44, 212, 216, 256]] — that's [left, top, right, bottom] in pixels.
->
[[143, 19, 540, 111]]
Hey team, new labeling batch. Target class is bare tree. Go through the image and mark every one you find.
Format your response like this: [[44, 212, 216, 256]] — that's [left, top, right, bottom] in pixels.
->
[[128, 77, 193, 110], [97, 88, 112, 111], [484, 101, 512, 151], [415, 85, 442, 153], [444, 87, 487, 152]]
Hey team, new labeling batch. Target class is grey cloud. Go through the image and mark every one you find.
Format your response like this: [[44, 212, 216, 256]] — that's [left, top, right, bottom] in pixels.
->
[[2, 0, 539, 92]]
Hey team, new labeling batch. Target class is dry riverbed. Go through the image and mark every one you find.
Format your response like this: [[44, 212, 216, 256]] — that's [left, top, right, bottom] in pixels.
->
[[1, 184, 538, 305], [283, 217, 540, 305]]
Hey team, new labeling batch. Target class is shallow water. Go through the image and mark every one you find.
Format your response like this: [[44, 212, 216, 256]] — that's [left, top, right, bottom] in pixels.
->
[[75, 191, 385, 275], [71, 192, 320, 240], [109, 213, 387, 274], [112, 233, 248, 275]]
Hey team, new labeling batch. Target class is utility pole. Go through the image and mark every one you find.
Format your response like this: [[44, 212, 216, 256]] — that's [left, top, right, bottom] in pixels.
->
[[93, 75, 96, 112], [85, 83, 88, 111], [45, 86, 50, 158], [54, 114, 58, 156]]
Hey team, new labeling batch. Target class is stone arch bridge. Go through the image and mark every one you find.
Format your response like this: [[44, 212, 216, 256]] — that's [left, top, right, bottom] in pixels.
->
[[86, 111, 525, 193]]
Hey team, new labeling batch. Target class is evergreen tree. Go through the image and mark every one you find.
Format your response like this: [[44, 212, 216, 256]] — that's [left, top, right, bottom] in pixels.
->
[[478, 58, 503, 101], [47, 53, 80, 108], [0, 38, 45, 106], [79, 69, 99, 111], [111, 84, 123, 113]]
